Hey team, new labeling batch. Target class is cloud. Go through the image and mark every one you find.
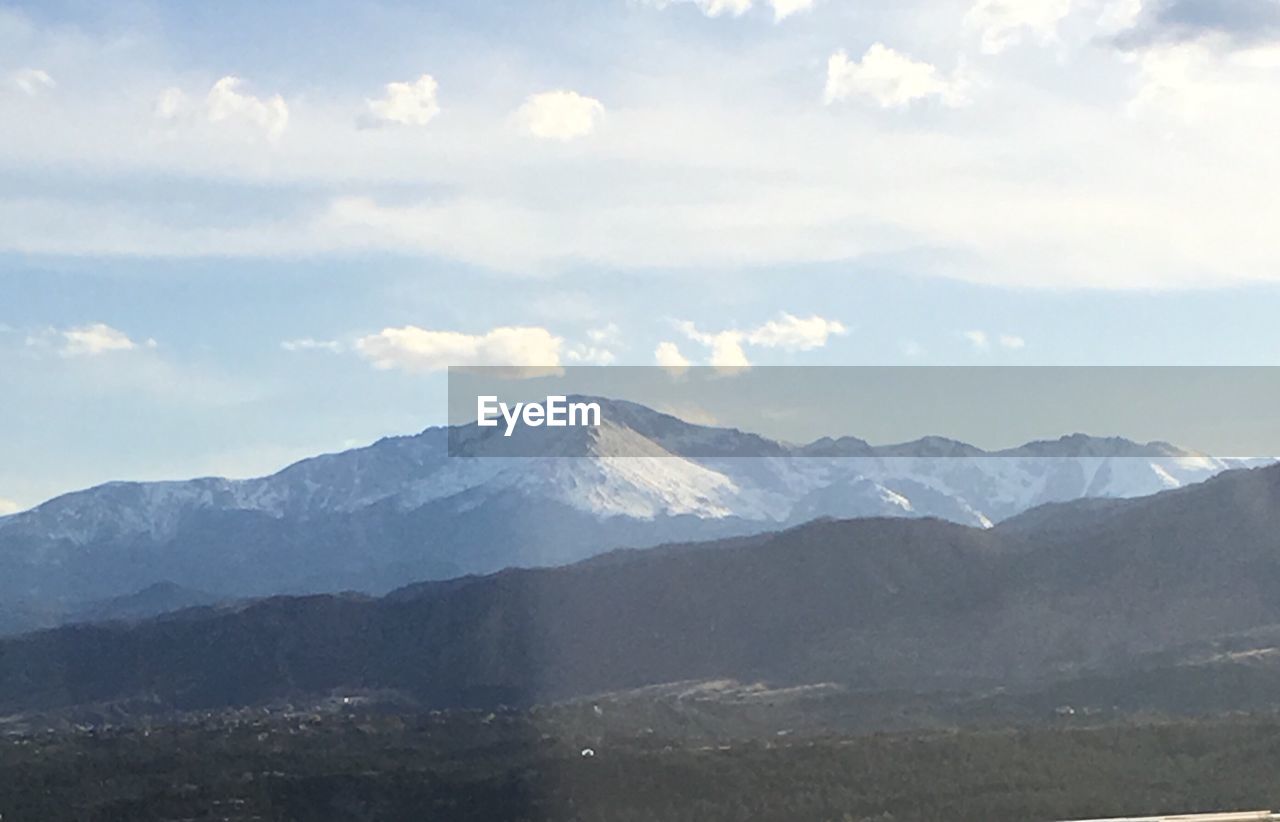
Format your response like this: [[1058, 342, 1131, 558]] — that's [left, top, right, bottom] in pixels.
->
[[38, 323, 152, 357], [1098, 0, 1146, 34], [747, 312, 847, 350], [962, 329, 990, 350], [676, 322, 751, 367], [565, 323, 622, 364], [281, 338, 344, 353], [0, 498, 22, 516], [1117, 0, 1280, 47], [9, 2, 1280, 292], [513, 90, 605, 140], [586, 323, 622, 345], [999, 333, 1026, 349], [699, 0, 753, 15], [8, 323, 249, 408], [365, 74, 441, 127], [205, 76, 289, 141], [566, 346, 617, 365], [11, 67, 54, 96], [655, 341, 692, 369], [966, 0, 1076, 54], [354, 325, 563, 373], [768, 0, 814, 21], [643, 0, 758, 17], [964, 330, 1026, 351], [824, 45, 970, 108], [154, 86, 187, 119], [1127, 38, 1280, 120], [676, 313, 845, 366]]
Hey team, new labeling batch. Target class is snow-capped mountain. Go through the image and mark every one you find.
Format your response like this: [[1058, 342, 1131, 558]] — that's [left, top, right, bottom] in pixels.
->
[[0, 397, 1265, 615]]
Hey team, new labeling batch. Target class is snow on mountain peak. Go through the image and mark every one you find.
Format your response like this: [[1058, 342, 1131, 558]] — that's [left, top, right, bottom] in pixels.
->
[[0, 399, 1268, 555]]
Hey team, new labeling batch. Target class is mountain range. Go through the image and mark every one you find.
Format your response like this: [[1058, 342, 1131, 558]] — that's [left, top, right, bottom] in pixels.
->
[[2, 460, 1278, 717], [0, 397, 1265, 630]]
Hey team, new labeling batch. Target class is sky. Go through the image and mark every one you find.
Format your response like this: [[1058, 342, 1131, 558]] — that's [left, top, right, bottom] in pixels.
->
[[4, 0, 1280, 511]]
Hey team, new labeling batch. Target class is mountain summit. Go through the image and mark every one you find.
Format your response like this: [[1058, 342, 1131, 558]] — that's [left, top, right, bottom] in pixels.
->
[[0, 398, 1264, 625]]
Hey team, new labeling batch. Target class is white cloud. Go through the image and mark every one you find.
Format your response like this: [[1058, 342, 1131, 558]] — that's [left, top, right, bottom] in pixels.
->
[[768, 0, 814, 22], [566, 346, 617, 365], [1125, 40, 1280, 122], [695, 0, 754, 17], [154, 86, 188, 119], [999, 333, 1026, 349], [586, 323, 622, 345], [0, 498, 22, 516], [901, 339, 925, 357], [966, 0, 1076, 54], [676, 313, 845, 366], [56, 323, 150, 357], [676, 322, 751, 367], [566, 324, 622, 364], [205, 76, 288, 141], [964, 330, 1025, 351], [8, 5, 1280, 292], [1097, 0, 1144, 35], [366, 74, 440, 127], [642, 0, 754, 16], [13, 324, 246, 405], [281, 338, 344, 353], [11, 67, 54, 96], [824, 44, 970, 108], [354, 325, 563, 373], [655, 341, 692, 369], [747, 312, 847, 350], [513, 89, 605, 140]]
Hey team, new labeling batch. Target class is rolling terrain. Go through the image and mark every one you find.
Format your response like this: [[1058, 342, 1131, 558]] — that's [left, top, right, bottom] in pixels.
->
[[2, 462, 1278, 717]]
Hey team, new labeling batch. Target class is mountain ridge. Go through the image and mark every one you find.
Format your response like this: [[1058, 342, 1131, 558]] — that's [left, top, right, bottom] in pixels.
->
[[2, 461, 1278, 715], [0, 398, 1267, 621]]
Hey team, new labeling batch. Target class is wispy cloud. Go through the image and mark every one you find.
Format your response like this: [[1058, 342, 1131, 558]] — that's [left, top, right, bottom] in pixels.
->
[[748, 313, 848, 351], [4, 1, 1280, 291], [11, 67, 55, 96], [964, 330, 1026, 351], [645, 0, 810, 21], [566, 324, 622, 365], [676, 313, 846, 366], [281, 338, 345, 353], [1115, 0, 1280, 47], [24, 323, 155, 358], [966, 0, 1074, 54], [999, 333, 1026, 350], [354, 325, 563, 373], [645, 0, 754, 18]]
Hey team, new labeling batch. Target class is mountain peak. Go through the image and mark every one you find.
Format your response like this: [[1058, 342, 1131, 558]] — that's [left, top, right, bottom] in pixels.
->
[[999, 433, 1193, 459], [0, 395, 1261, 617], [871, 436, 987, 458]]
